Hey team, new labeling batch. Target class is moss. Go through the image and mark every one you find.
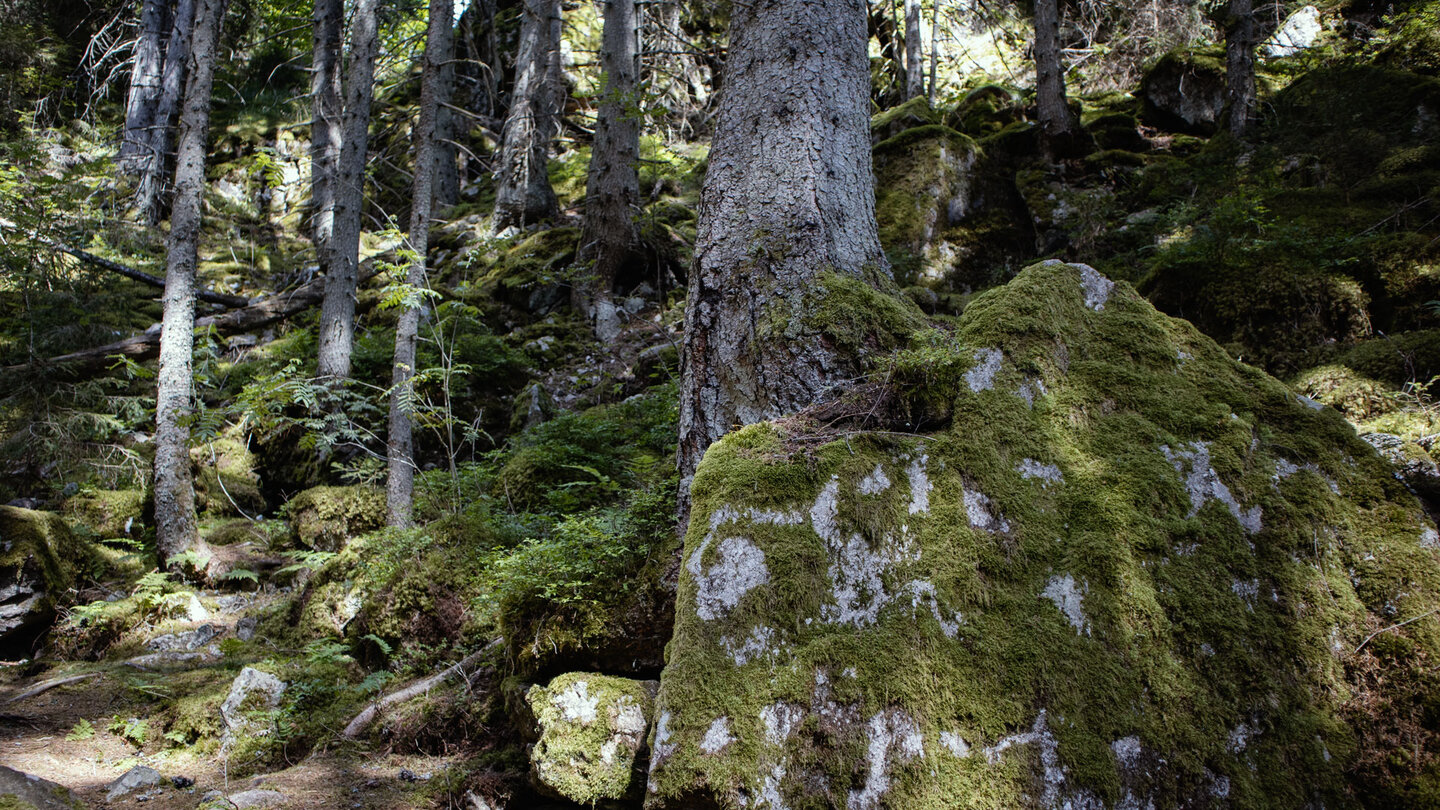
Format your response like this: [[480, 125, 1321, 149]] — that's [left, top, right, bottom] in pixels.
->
[[647, 262, 1440, 808], [61, 489, 144, 540], [0, 506, 100, 601], [191, 433, 264, 519], [872, 126, 982, 285], [526, 673, 655, 804], [282, 485, 384, 551], [0, 797, 39, 810], [871, 96, 941, 142]]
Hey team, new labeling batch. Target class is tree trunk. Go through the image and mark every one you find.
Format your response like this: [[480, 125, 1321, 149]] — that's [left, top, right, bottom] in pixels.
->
[[927, 0, 940, 104], [1033, 0, 1076, 157], [310, 0, 344, 257], [1225, 0, 1256, 139], [137, 0, 196, 225], [432, 26, 460, 211], [676, 0, 889, 512], [317, 0, 381, 380], [154, 0, 227, 567], [493, 0, 561, 231], [904, 0, 923, 99], [574, 0, 640, 341], [120, 0, 169, 171], [456, 0, 498, 119], [387, 0, 453, 528]]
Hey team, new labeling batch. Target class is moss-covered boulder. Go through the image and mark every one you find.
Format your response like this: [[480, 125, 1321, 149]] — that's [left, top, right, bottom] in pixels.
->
[[527, 673, 657, 804], [0, 765, 84, 809], [283, 485, 383, 551], [0, 506, 95, 656], [1139, 50, 1226, 135], [62, 489, 144, 539], [873, 126, 980, 286], [870, 97, 940, 144], [646, 262, 1440, 808], [192, 434, 265, 519]]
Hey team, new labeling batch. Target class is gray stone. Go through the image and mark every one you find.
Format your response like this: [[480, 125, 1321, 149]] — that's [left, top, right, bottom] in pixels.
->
[[1362, 432, 1440, 504], [1263, 6, 1323, 58], [146, 623, 222, 652], [525, 673, 658, 804], [236, 616, 258, 641], [0, 765, 83, 809], [106, 765, 163, 801], [1140, 54, 1225, 134], [123, 649, 219, 671], [225, 788, 288, 808], [220, 667, 287, 743]]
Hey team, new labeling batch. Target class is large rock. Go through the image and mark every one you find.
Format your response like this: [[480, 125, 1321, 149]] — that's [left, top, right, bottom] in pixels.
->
[[0, 765, 83, 809], [1263, 5, 1322, 58], [221, 666, 287, 747], [645, 262, 1440, 807], [1139, 51, 1226, 134], [105, 765, 163, 801], [872, 126, 980, 285], [0, 506, 93, 657], [526, 673, 657, 804], [283, 485, 383, 551]]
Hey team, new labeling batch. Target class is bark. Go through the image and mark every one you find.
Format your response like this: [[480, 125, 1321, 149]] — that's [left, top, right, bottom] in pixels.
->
[[1225, 0, 1256, 139], [137, 0, 196, 225], [574, 0, 640, 341], [310, 0, 344, 256], [456, 0, 498, 119], [120, 0, 169, 170], [317, 0, 381, 380], [1033, 0, 1077, 157], [904, 0, 923, 100], [432, 30, 460, 211], [154, 0, 227, 567], [387, 0, 452, 528], [676, 0, 888, 511], [493, 0, 561, 231]]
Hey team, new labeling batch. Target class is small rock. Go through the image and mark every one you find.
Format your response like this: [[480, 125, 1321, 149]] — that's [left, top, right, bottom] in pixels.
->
[[221, 667, 287, 743], [399, 768, 419, 782], [172, 775, 195, 788], [236, 616, 258, 641], [184, 592, 211, 622], [123, 650, 217, 671], [146, 623, 223, 652], [106, 764, 163, 801]]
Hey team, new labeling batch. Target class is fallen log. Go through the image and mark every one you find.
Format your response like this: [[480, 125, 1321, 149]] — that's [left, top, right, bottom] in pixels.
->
[[8, 268, 374, 378], [50, 241, 251, 308], [341, 639, 500, 739], [0, 671, 101, 705]]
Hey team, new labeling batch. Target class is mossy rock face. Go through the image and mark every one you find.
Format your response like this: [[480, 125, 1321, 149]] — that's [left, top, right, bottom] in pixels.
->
[[526, 673, 658, 805], [1139, 50, 1226, 135], [0, 506, 96, 656], [284, 485, 384, 551], [62, 489, 144, 539], [872, 125, 981, 286], [646, 262, 1440, 808], [871, 96, 941, 144], [0, 765, 85, 809], [192, 435, 265, 519]]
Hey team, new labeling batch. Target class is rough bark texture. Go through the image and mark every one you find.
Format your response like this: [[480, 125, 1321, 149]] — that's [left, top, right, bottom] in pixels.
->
[[309, 0, 344, 257], [432, 24, 460, 211], [493, 0, 561, 231], [120, 0, 169, 170], [1225, 0, 1256, 138], [904, 0, 923, 99], [676, 0, 889, 509], [1033, 0, 1077, 156], [574, 0, 640, 341], [456, 0, 498, 119], [137, 0, 195, 225], [154, 0, 227, 567], [317, 0, 381, 380], [387, 0, 452, 528]]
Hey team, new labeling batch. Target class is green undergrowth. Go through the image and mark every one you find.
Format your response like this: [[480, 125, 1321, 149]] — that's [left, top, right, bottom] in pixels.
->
[[649, 262, 1440, 808]]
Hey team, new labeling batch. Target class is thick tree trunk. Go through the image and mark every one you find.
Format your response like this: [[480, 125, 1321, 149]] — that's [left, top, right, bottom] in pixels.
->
[[432, 29, 460, 211], [574, 0, 640, 341], [904, 0, 923, 99], [317, 0, 381, 380], [1033, 0, 1076, 157], [456, 0, 498, 119], [137, 0, 196, 225], [1225, 0, 1256, 139], [154, 0, 227, 567], [120, 0, 169, 170], [387, 0, 453, 528], [676, 0, 889, 511], [493, 0, 560, 231], [310, 0, 344, 257]]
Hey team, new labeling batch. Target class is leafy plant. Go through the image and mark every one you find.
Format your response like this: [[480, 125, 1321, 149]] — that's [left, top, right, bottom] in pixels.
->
[[66, 718, 94, 740], [107, 715, 147, 747]]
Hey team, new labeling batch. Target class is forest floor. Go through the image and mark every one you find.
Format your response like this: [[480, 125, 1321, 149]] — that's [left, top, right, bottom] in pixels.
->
[[0, 588, 472, 810]]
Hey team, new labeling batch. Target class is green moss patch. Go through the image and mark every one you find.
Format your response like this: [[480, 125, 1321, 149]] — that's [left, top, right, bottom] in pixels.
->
[[526, 672, 657, 804], [282, 485, 384, 551], [647, 261, 1440, 808]]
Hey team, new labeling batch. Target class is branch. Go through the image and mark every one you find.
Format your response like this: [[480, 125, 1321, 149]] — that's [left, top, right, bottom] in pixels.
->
[[341, 639, 499, 739], [37, 235, 250, 308], [2, 672, 101, 705]]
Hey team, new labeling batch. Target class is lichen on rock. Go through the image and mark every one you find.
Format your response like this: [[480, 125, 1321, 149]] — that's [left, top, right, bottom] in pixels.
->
[[526, 672, 657, 805], [646, 261, 1440, 808]]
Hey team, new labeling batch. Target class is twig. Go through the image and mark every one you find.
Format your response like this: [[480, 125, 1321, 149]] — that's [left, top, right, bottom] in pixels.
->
[[341, 639, 500, 739], [1354, 607, 1440, 655]]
